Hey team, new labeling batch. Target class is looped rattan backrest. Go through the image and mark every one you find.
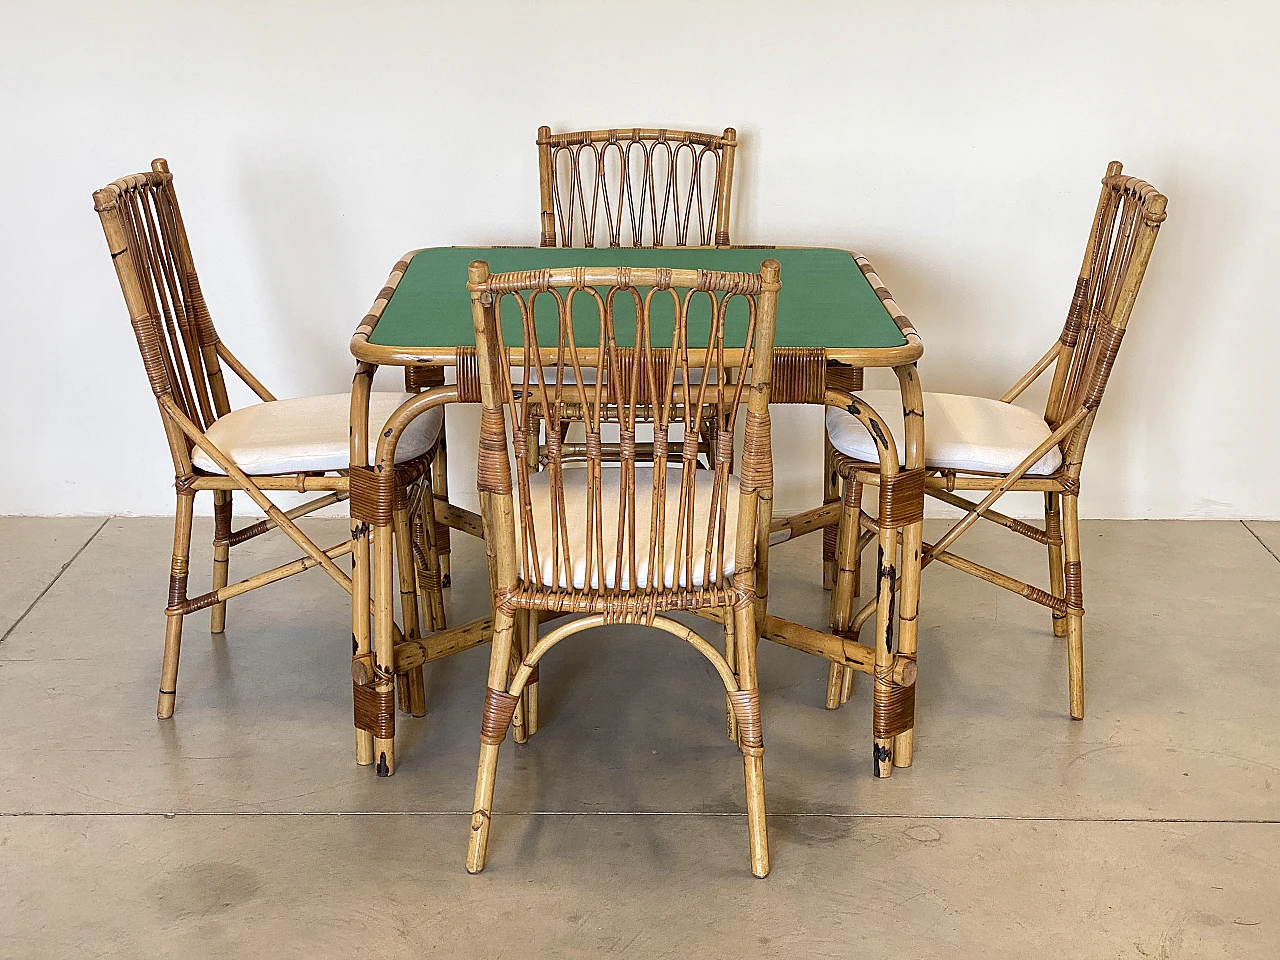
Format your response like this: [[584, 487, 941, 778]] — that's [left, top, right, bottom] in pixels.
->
[[1047, 162, 1167, 428], [537, 126, 738, 249], [93, 160, 229, 445], [468, 260, 780, 601]]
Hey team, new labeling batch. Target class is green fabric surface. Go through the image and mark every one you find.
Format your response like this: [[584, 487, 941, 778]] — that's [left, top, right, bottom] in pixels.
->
[[368, 247, 907, 351]]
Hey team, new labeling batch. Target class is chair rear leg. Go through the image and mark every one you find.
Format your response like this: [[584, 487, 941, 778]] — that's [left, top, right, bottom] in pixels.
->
[[837, 482, 864, 706], [1045, 492, 1068, 638], [521, 610, 539, 738], [392, 499, 426, 718], [415, 476, 447, 631], [510, 611, 529, 744], [431, 425, 452, 588], [821, 435, 840, 590], [1062, 492, 1085, 719], [827, 478, 862, 709], [158, 491, 195, 719], [210, 490, 231, 634]]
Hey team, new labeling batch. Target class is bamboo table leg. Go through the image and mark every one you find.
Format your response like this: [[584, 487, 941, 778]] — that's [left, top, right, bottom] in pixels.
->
[[350, 365, 375, 767], [371, 521, 397, 775], [891, 363, 925, 769]]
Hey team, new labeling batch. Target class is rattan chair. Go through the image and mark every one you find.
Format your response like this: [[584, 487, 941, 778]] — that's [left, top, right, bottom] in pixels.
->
[[537, 125, 738, 248], [463, 258, 781, 877], [533, 125, 740, 465], [93, 159, 447, 721], [824, 162, 1167, 719]]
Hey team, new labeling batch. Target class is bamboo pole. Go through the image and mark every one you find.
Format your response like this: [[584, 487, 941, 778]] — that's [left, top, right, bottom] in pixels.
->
[[350, 365, 375, 766]]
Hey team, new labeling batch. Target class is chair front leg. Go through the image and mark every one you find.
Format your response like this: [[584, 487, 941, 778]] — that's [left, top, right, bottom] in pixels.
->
[[158, 490, 196, 719], [732, 599, 769, 878]]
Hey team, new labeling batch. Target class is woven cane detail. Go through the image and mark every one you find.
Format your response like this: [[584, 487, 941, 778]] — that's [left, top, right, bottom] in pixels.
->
[[1083, 322, 1125, 409], [1065, 560, 1084, 614], [455, 347, 482, 403], [739, 410, 772, 492], [826, 364, 864, 393], [769, 348, 827, 404], [878, 468, 926, 528], [480, 687, 520, 745], [349, 466, 395, 525], [728, 689, 764, 757], [405, 365, 445, 392], [1061, 276, 1088, 347], [352, 654, 396, 739], [872, 666, 916, 739], [477, 408, 512, 495]]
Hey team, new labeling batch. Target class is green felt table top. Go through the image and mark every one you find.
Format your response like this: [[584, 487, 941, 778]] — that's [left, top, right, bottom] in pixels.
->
[[366, 247, 908, 353]]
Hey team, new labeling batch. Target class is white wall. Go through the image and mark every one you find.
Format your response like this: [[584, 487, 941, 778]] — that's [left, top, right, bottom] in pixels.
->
[[2, 0, 1277, 519]]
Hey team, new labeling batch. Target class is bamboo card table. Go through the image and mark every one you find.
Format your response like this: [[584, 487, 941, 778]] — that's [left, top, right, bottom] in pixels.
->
[[348, 246, 925, 778]]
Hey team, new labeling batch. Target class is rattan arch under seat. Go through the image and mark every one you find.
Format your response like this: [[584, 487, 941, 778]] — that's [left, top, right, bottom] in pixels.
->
[[824, 162, 1167, 719], [462, 258, 781, 877], [93, 160, 446, 738]]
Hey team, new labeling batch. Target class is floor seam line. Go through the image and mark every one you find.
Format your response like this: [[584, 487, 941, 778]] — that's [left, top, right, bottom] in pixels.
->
[[0, 517, 111, 646], [2, 811, 1278, 824], [1241, 520, 1280, 566]]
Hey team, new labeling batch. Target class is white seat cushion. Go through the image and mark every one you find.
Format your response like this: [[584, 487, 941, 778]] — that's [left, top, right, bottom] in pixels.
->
[[514, 465, 741, 590], [192, 392, 443, 476], [825, 389, 1063, 476]]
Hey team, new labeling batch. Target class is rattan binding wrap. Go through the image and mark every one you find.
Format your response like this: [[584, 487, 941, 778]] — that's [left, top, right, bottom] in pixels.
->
[[878, 468, 926, 528], [480, 687, 520, 745], [728, 689, 764, 757], [348, 466, 395, 525], [872, 667, 916, 739]]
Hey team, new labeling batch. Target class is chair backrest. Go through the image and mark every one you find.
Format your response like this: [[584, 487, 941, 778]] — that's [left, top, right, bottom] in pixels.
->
[[1045, 162, 1167, 452], [468, 259, 780, 613], [537, 126, 738, 248], [93, 159, 232, 469]]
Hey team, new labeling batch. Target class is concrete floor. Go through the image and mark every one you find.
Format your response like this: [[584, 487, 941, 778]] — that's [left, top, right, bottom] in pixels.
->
[[1, 516, 1277, 957]]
